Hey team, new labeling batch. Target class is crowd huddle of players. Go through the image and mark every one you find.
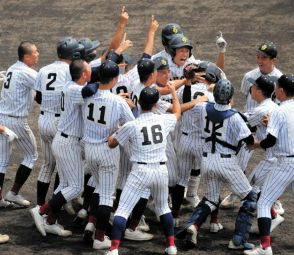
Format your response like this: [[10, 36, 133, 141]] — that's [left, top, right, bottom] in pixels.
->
[[0, 6, 293, 255]]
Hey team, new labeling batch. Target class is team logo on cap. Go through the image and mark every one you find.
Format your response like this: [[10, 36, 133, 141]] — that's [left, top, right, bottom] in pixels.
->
[[182, 36, 188, 43], [172, 26, 178, 34], [261, 44, 267, 51], [161, 59, 167, 65]]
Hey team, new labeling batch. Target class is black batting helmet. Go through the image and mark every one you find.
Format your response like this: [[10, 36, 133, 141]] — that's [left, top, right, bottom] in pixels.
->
[[168, 34, 193, 58], [57, 37, 84, 60], [213, 79, 234, 105], [78, 38, 100, 63], [161, 23, 183, 47], [139, 87, 160, 110]]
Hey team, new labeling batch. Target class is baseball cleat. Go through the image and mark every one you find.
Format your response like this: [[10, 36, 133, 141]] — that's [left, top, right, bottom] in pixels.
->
[[73, 208, 88, 225], [0, 199, 15, 208], [228, 240, 255, 250], [30, 206, 46, 236], [0, 234, 9, 244], [210, 222, 224, 233], [44, 221, 72, 237], [273, 200, 284, 215], [243, 246, 273, 255], [124, 228, 153, 241], [137, 215, 150, 232], [220, 194, 238, 209], [270, 214, 284, 232], [93, 236, 111, 250], [104, 249, 119, 255], [5, 191, 30, 207], [83, 222, 95, 242], [165, 245, 177, 255], [186, 225, 198, 246]]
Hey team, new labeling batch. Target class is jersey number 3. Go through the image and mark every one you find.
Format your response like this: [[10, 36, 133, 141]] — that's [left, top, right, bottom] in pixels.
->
[[141, 125, 163, 145]]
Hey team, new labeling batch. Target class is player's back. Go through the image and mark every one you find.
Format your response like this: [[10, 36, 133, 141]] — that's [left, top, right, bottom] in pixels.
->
[[126, 112, 176, 163], [36, 61, 71, 114], [0, 61, 37, 117], [83, 89, 134, 144]]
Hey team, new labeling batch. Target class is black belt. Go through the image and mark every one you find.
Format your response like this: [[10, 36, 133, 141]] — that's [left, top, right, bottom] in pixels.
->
[[137, 162, 165, 165], [203, 152, 231, 158], [61, 132, 68, 138], [182, 132, 188, 136], [286, 155, 294, 158], [41, 111, 60, 117]]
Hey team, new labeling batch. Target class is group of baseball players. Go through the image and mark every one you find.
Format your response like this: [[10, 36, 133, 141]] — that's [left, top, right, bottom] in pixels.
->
[[0, 6, 293, 255]]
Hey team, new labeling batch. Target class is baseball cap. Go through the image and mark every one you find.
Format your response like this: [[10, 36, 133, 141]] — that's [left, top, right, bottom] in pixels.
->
[[153, 57, 169, 70], [257, 42, 277, 59], [99, 59, 119, 79], [137, 58, 156, 77]]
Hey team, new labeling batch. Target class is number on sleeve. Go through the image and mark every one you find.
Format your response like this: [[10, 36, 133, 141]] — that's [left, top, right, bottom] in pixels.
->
[[3, 72, 12, 89], [61, 91, 65, 111]]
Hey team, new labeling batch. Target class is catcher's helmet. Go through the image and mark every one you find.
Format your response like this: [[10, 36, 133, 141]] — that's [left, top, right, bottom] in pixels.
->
[[213, 79, 234, 105], [99, 60, 119, 80], [168, 34, 193, 58], [57, 37, 84, 60], [161, 23, 183, 47], [78, 38, 100, 63], [139, 87, 160, 110], [205, 62, 226, 83]]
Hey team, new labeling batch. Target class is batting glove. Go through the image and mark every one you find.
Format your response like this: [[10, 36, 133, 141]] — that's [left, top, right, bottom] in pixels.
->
[[3, 127, 18, 142], [216, 31, 227, 53]]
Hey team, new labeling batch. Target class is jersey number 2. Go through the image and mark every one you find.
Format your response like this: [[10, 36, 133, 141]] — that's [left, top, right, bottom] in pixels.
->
[[46, 73, 57, 90], [141, 125, 163, 145]]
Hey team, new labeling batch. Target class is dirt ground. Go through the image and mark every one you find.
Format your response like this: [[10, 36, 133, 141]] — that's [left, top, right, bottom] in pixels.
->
[[0, 0, 294, 254]]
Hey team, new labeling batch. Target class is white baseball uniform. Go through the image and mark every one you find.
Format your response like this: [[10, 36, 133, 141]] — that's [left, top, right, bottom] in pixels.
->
[[257, 99, 294, 219], [83, 89, 134, 206], [35, 61, 71, 184], [193, 102, 252, 204], [245, 98, 279, 193], [51, 81, 85, 202], [114, 112, 177, 219], [0, 61, 38, 173]]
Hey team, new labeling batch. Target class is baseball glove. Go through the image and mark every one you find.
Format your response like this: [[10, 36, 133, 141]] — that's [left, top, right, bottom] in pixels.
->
[[183, 63, 199, 80]]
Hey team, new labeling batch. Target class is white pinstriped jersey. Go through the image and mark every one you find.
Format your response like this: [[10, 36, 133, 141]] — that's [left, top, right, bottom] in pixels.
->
[[245, 98, 278, 159], [130, 81, 171, 115], [266, 99, 294, 157], [0, 61, 37, 117], [35, 61, 71, 114], [114, 112, 177, 163], [194, 102, 251, 154], [179, 83, 214, 135], [83, 89, 135, 144], [57, 81, 85, 137], [111, 65, 139, 95], [152, 50, 200, 80], [240, 67, 282, 111]]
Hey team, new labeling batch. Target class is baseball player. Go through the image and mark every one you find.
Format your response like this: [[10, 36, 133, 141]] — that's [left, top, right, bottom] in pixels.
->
[[244, 74, 294, 255], [176, 79, 257, 251], [83, 60, 135, 250], [34, 37, 84, 207], [106, 85, 181, 255], [0, 124, 18, 244], [0, 125, 18, 208], [0, 41, 39, 206], [243, 75, 284, 235], [221, 41, 283, 211], [30, 59, 96, 237]]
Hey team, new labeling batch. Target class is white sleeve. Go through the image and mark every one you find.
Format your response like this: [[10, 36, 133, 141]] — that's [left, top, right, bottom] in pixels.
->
[[267, 109, 283, 139], [114, 122, 134, 146]]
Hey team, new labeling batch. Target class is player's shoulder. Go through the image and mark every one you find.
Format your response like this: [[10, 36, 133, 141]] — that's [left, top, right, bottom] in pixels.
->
[[152, 50, 170, 60], [271, 67, 283, 77], [244, 67, 260, 78]]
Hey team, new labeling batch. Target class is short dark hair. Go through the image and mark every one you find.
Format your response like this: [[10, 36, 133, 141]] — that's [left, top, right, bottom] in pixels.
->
[[70, 59, 85, 81], [278, 74, 294, 97], [254, 75, 275, 98], [137, 59, 155, 83], [18, 41, 35, 61]]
